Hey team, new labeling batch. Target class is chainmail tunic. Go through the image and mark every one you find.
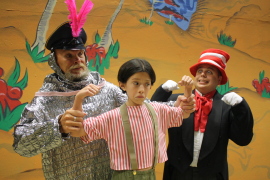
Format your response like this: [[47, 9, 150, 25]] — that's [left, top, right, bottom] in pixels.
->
[[13, 54, 127, 180]]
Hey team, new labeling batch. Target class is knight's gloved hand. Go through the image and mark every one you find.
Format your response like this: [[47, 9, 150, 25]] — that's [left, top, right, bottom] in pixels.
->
[[162, 80, 179, 92], [221, 92, 243, 106]]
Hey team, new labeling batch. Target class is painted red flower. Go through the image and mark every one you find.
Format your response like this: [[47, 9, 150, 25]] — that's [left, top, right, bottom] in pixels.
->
[[85, 43, 106, 66], [252, 77, 270, 95], [262, 77, 270, 92], [0, 68, 22, 112]]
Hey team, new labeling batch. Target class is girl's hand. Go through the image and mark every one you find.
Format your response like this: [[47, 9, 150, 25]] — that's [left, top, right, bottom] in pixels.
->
[[76, 84, 101, 101], [73, 84, 101, 111], [178, 75, 193, 98]]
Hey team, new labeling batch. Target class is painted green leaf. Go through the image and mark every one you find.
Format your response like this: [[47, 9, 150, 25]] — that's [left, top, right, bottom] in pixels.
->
[[36, 50, 44, 59], [0, 105, 4, 121], [259, 70, 265, 83], [107, 44, 114, 55], [112, 41, 120, 58], [262, 89, 270, 98], [16, 69, 28, 90], [0, 103, 27, 131], [103, 56, 110, 69], [26, 40, 32, 55], [217, 31, 236, 47], [31, 45, 39, 57], [7, 58, 20, 87], [6, 58, 28, 90], [25, 40, 50, 63], [95, 32, 101, 44], [216, 81, 238, 95]]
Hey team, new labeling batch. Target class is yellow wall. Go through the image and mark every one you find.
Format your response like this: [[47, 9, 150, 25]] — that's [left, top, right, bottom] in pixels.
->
[[1, 0, 270, 179]]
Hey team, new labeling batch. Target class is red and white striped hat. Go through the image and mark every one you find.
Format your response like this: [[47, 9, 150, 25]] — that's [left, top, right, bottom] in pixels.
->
[[189, 48, 230, 85]]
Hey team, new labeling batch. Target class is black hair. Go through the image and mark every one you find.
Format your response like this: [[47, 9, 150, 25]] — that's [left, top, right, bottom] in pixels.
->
[[117, 58, 156, 92]]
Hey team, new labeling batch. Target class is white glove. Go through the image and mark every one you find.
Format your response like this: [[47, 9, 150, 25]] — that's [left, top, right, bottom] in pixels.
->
[[162, 80, 179, 91], [221, 92, 243, 106]]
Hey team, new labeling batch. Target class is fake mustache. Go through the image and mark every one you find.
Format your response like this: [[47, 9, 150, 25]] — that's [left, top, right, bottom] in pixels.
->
[[69, 64, 85, 71]]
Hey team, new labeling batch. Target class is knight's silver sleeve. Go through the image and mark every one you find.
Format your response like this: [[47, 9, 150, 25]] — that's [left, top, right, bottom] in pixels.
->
[[13, 96, 68, 157], [113, 85, 127, 107]]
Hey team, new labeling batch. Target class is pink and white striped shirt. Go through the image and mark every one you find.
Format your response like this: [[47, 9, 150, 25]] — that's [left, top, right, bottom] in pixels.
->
[[81, 102, 183, 170]]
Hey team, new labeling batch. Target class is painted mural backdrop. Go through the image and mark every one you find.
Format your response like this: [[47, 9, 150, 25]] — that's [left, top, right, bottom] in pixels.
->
[[0, 0, 269, 179]]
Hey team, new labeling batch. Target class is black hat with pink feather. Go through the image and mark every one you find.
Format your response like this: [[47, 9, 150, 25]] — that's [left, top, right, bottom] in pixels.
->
[[45, 0, 94, 51]]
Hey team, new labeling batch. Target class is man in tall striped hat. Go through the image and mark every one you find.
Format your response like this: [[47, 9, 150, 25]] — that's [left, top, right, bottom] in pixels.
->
[[151, 48, 254, 180]]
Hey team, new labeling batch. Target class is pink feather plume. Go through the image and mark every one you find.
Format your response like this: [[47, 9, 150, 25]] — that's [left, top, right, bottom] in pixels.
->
[[65, 0, 94, 37]]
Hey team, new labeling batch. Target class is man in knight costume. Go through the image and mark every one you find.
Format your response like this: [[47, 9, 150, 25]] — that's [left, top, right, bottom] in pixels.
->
[[13, 21, 126, 179]]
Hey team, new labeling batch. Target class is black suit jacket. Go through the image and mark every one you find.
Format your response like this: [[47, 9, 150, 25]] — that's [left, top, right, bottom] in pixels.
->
[[151, 86, 254, 180]]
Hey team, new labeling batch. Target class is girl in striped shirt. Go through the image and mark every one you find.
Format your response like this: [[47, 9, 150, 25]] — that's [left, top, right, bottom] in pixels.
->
[[69, 58, 195, 180]]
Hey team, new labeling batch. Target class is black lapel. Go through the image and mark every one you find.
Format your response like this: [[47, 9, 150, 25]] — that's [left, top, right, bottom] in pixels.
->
[[199, 93, 223, 160], [181, 89, 196, 157], [182, 113, 195, 157]]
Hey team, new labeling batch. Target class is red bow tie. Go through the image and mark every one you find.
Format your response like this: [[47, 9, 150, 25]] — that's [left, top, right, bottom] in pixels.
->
[[194, 90, 216, 132]]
